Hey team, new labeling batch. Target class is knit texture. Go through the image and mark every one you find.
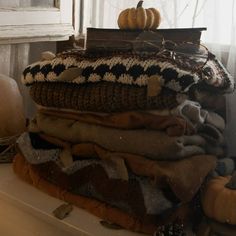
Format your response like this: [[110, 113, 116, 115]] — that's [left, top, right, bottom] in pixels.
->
[[30, 82, 179, 112], [22, 50, 234, 94]]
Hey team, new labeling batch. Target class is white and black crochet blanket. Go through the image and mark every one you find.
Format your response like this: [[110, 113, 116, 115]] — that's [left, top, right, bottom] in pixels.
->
[[22, 50, 234, 94]]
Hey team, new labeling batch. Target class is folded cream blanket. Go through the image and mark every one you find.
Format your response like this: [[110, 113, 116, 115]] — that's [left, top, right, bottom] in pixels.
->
[[32, 112, 206, 160]]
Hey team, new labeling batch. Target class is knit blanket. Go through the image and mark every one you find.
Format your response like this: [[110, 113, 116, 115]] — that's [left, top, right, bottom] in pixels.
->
[[29, 81, 180, 112], [22, 50, 234, 94]]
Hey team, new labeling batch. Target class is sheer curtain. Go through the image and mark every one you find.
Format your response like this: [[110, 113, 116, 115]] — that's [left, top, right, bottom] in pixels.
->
[[83, 0, 236, 154], [225, 0, 236, 155], [0, 45, 32, 118], [0, 0, 56, 118], [0, 43, 56, 118], [83, 0, 235, 69]]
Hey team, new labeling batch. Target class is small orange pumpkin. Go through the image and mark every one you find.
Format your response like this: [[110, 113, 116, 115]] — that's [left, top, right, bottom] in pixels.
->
[[117, 1, 161, 30], [201, 172, 236, 225]]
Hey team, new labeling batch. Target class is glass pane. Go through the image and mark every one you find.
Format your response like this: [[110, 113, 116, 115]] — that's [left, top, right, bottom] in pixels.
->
[[28, 0, 55, 8], [82, 0, 233, 45], [0, 0, 20, 7], [0, 0, 55, 8]]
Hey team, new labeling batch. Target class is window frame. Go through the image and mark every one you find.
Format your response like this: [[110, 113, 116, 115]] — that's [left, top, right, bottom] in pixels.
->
[[0, 0, 75, 44]]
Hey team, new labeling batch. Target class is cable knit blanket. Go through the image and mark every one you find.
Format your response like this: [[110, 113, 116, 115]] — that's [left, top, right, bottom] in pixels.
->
[[22, 50, 234, 94]]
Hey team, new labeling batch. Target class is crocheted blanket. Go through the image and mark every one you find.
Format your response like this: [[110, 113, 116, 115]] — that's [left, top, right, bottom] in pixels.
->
[[22, 50, 234, 94]]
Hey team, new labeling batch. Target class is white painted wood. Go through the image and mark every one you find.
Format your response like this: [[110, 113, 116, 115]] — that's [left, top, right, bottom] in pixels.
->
[[0, 0, 54, 8], [0, 0, 74, 44], [0, 164, 146, 236], [0, 0, 72, 25], [0, 191, 71, 236], [0, 24, 74, 44], [60, 0, 73, 24], [73, 0, 80, 36], [0, 9, 60, 26]]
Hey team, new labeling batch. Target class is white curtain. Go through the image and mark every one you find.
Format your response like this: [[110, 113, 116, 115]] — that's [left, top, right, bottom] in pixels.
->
[[0, 43, 56, 118], [0, 44, 31, 115], [0, 1, 56, 118], [83, 0, 236, 154], [225, 0, 236, 155], [0, 0, 35, 118], [83, 0, 235, 76]]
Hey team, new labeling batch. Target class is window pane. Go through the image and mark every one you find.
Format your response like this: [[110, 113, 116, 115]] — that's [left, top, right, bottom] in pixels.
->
[[28, 0, 55, 8], [82, 0, 234, 45]]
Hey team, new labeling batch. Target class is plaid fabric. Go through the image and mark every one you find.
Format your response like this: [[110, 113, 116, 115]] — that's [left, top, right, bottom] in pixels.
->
[[30, 82, 179, 112]]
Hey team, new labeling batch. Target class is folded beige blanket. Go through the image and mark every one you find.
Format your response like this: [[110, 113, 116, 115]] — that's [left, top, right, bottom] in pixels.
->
[[32, 112, 207, 160], [38, 108, 195, 136]]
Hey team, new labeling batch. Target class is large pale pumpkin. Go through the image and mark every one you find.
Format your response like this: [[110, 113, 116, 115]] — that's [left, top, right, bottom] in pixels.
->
[[201, 173, 236, 225], [117, 1, 161, 30], [0, 74, 25, 138]]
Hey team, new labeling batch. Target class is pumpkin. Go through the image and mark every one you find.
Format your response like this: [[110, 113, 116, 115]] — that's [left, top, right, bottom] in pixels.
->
[[117, 1, 161, 30], [201, 172, 236, 225], [0, 74, 25, 139]]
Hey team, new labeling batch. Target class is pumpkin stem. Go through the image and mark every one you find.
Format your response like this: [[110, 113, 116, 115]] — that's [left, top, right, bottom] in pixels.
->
[[225, 171, 236, 190], [137, 1, 144, 8]]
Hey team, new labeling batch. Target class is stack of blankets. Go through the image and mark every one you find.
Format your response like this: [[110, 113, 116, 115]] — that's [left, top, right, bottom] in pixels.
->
[[14, 48, 234, 235]]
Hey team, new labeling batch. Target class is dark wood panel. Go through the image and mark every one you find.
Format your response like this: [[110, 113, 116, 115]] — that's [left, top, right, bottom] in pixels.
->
[[86, 27, 207, 52]]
